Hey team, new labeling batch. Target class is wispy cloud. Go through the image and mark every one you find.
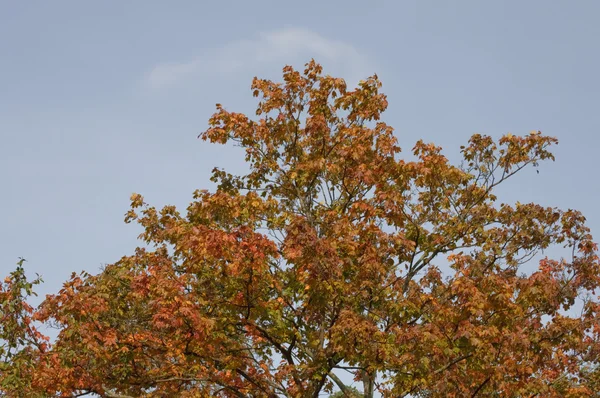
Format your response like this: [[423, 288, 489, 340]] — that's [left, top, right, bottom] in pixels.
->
[[146, 28, 375, 89]]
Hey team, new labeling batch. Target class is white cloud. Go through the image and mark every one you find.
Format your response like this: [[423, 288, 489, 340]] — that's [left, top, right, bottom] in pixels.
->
[[146, 27, 375, 89]]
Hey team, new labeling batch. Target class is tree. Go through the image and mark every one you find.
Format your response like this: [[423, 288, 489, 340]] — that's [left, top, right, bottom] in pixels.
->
[[0, 259, 47, 396], [2, 60, 600, 397]]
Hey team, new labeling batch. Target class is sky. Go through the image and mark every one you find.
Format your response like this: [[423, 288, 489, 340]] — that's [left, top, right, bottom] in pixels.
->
[[1, 0, 600, 381]]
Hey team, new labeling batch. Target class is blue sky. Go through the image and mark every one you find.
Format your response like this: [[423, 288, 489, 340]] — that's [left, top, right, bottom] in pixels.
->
[[2, 0, 599, 309]]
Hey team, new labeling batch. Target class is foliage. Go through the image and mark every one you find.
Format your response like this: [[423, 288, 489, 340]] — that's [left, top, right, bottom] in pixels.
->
[[0, 259, 47, 396], [330, 386, 361, 397], [2, 61, 600, 397]]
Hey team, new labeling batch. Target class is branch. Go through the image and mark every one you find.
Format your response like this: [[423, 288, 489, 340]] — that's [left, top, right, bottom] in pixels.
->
[[329, 371, 352, 396], [434, 353, 473, 375], [471, 375, 491, 397]]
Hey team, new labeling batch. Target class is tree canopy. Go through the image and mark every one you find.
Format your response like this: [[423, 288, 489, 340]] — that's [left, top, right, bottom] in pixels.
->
[[2, 61, 600, 397]]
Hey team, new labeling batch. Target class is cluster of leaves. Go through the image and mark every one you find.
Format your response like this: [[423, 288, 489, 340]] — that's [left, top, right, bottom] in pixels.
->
[[2, 61, 600, 397], [0, 259, 48, 395]]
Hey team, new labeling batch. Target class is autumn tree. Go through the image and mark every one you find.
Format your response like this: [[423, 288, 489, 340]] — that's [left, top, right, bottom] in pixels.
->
[[0, 259, 48, 396], [2, 61, 600, 397]]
